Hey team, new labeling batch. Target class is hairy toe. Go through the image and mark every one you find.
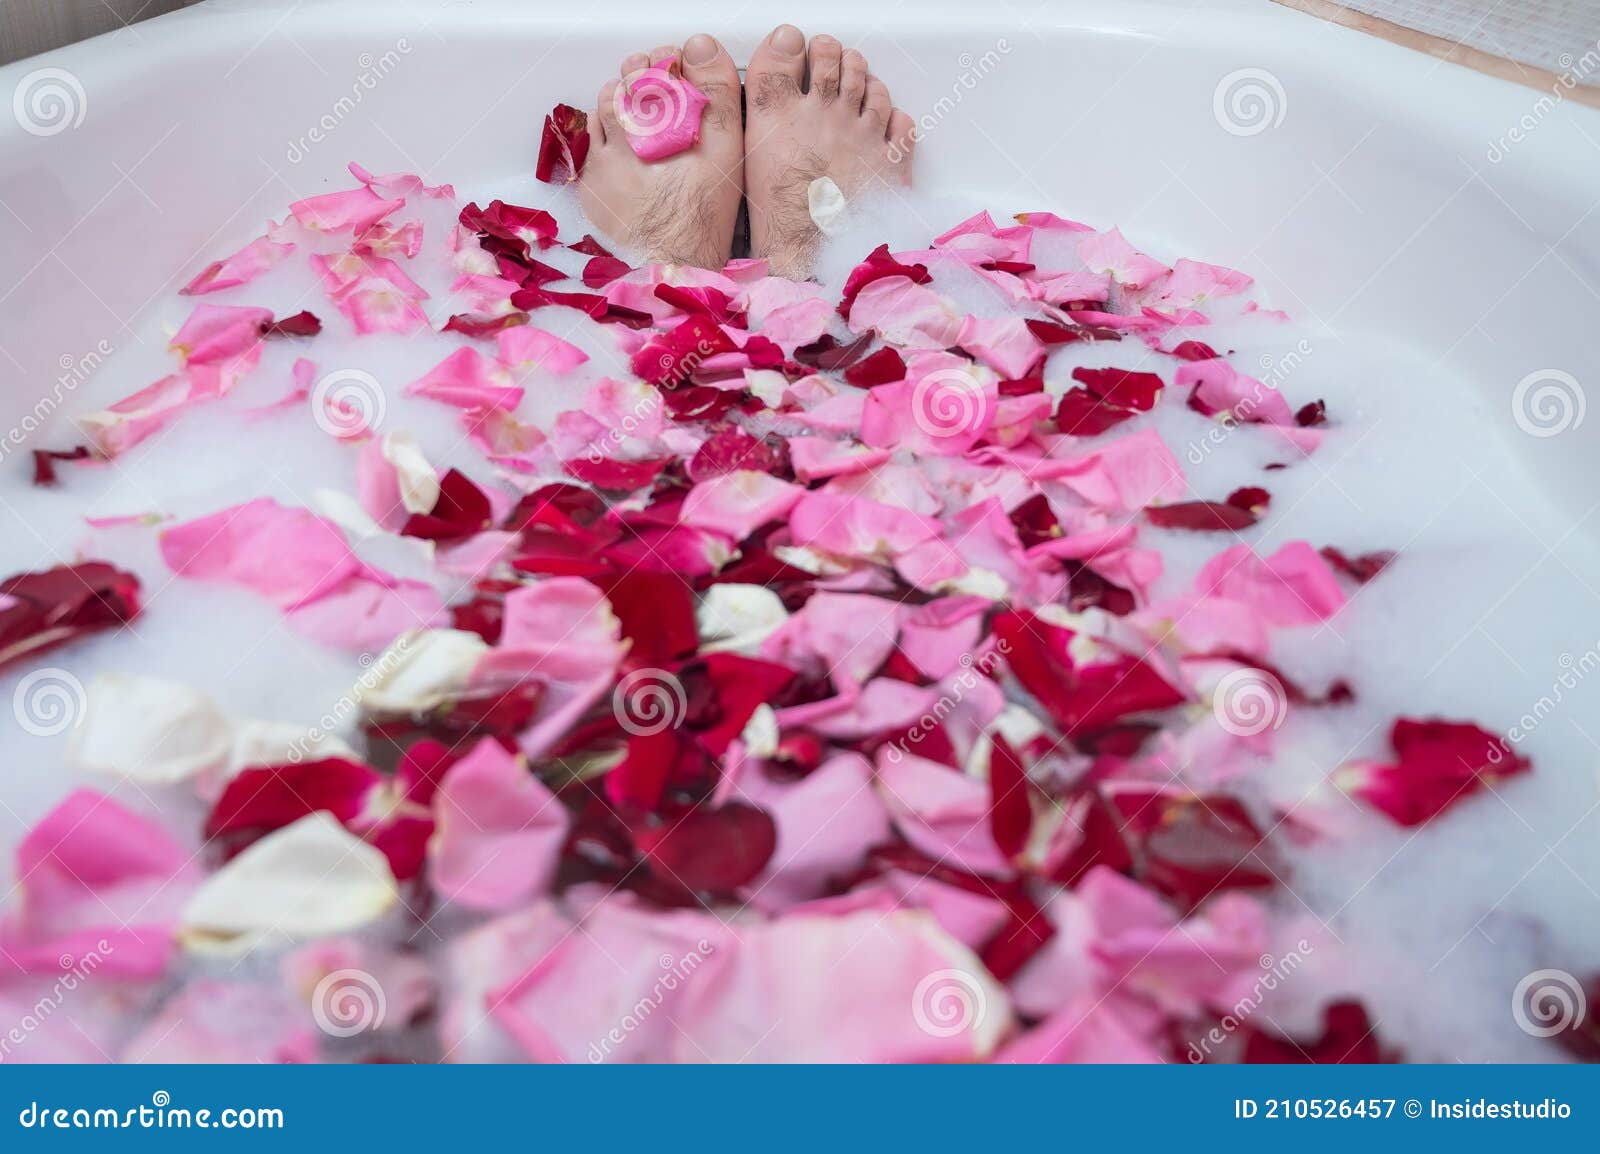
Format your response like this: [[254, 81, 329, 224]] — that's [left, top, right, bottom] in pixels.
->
[[679, 33, 742, 135], [862, 76, 891, 126], [595, 79, 623, 142], [747, 24, 807, 111], [840, 49, 869, 111], [808, 34, 843, 102]]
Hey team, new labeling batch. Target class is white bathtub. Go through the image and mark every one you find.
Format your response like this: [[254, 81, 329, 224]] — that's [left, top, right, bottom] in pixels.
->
[[3, 0, 1600, 1062], [1, 0, 1596, 507]]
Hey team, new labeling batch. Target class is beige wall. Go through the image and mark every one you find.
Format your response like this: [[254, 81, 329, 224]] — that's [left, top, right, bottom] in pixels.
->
[[1, 0, 206, 65]]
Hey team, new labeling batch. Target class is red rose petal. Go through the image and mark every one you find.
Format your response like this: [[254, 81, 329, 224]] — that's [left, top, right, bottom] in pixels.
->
[[0, 562, 142, 671], [631, 802, 777, 893], [535, 104, 590, 184], [1320, 545, 1394, 584], [987, 734, 1033, 858], [1243, 1000, 1395, 1064], [31, 446, 91, 487], [842, 346, 907, 387]]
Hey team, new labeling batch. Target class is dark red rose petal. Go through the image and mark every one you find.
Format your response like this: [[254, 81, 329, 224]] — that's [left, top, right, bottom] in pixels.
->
[[1320, 545, 1394, 584], [563, 455, 670, 491], [631, 802, 777, 893], [1351, 717, 1529, 827], [400, 468, 493, 541], [0, 562, 141, 671], [601, 570, 699, 663], [1146, 500, 1259, 531], [31, 446, 91, 487], [1167, 340, 1220, 362], [692, 653, 796, 757], [442, 312, 531, 339], [795, 332, 874, 372], [581, 255, 631, 288], [1070, 367, 1163, 411], [605, 729, 681, 813], [1026, 318, 1123, 344], [842, 346, 907, 387], [1242, 1000, 1395, 1064], [567, 234, 614, 258], [837, 244, 932, 318], [993, 611, 1185, 737], [1056, 389, 1138, 436], [205, 758, 379, 839], [688, 426, 786, 481], [259, 310, 322, 338], [1052, 785, 1276, 908], [535, 104, 590, 184], [978, 893, 1056, 982], [987, 734, 1033, 858], [1295, 399, 1328, 427], [1227, 486, 1271, 512]]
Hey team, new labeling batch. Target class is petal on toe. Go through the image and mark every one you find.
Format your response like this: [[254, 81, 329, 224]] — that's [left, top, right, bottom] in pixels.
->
[[616, 58, 711, 162]]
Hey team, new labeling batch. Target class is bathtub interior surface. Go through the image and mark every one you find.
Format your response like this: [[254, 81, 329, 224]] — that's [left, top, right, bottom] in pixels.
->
[[1, 0, 1600, 1064], [0, 0, 1596, 514]]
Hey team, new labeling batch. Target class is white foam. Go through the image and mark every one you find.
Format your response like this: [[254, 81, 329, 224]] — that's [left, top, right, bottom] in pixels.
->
[[2, 180, 1595, 1062]]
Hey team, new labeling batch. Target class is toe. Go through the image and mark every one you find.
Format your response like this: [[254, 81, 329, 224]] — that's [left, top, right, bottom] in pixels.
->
[[887, 108, 916, 159], [747, 23, 807, 112], [863, 76, 891, 126], [808, 34, 843, 102], [840, 49, 869, 111], [621, 52, 650, 77], [649, 44, 676, 67], [679, 33, 741, 132], [595, 79, 623, 144]]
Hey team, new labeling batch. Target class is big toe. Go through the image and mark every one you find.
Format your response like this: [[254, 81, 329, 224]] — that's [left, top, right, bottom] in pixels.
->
[[680, 33, 742, 134], [747, 23, 807, 112]]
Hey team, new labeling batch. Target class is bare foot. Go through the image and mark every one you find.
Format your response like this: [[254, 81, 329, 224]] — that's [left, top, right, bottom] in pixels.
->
[[578, 34, 744, 269], [743, 25, 916, 278]]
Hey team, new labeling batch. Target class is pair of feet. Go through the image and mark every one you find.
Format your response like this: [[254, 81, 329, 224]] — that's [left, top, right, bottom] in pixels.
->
[[577, 24, 915, 279]]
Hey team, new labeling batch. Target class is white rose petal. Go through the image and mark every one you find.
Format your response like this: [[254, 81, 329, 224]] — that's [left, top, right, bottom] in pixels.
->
[[67, 673, 233, 786], [381, 431, 442, 515], [739, 704, 780, 758], [180, 813, 397, 953], [807, 176, 849, 236], [357, 628, 488, 714], [696, 584, 789, 654]]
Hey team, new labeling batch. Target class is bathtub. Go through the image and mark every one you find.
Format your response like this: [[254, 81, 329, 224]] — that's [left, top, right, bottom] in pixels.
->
[[1, 0, 1597, 511], [5, 0, 1600, 1064]]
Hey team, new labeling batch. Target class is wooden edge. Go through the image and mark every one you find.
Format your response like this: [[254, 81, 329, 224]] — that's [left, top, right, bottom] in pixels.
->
[[1271, 0, 1600, 110]]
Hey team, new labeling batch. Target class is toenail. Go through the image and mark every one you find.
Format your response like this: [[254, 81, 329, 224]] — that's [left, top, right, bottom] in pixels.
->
[[772, 25, 804, 55], [683, 34, 717, 65]]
